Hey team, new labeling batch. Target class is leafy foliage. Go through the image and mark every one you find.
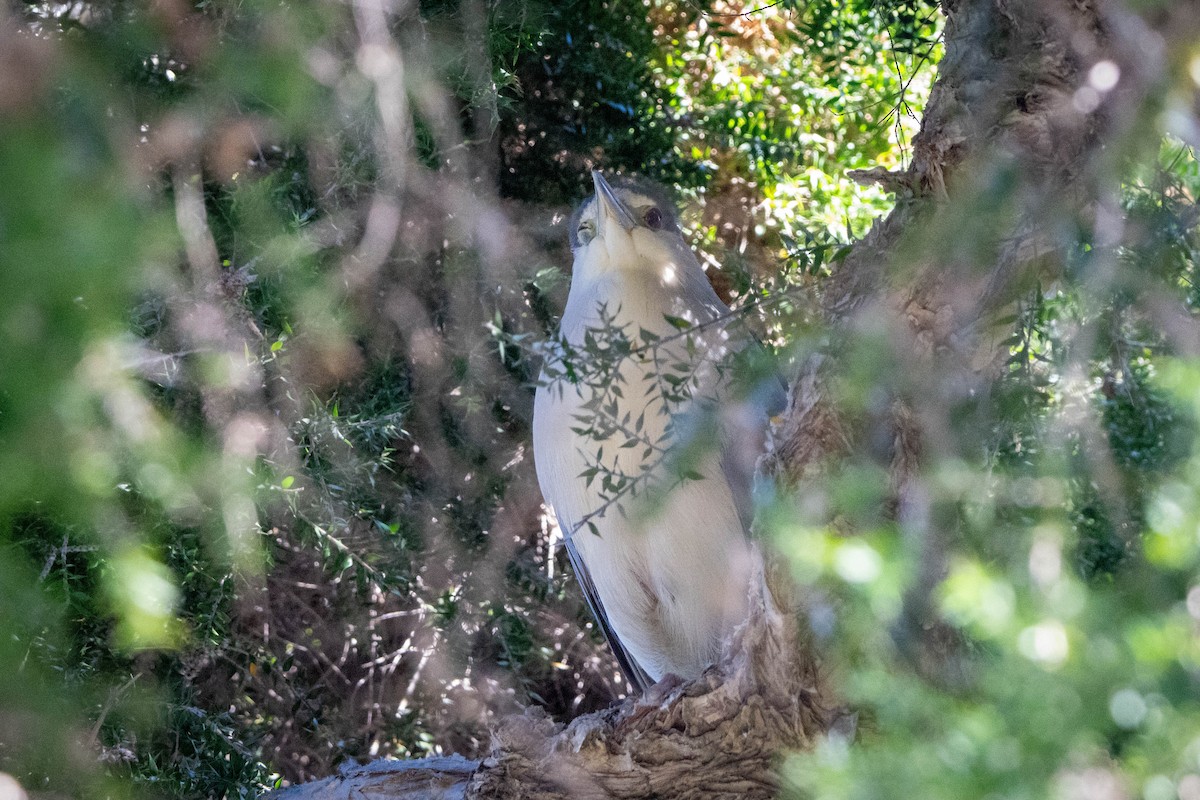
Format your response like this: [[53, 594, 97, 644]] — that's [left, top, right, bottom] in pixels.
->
[[777, 134, 1200, 800]]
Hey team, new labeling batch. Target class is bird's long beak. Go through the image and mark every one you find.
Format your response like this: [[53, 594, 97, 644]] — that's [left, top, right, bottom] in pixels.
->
[[592, 171, 638, 238]]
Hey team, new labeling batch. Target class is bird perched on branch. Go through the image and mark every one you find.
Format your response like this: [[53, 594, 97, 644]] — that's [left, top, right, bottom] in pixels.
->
[[533, 171, 778, 693]]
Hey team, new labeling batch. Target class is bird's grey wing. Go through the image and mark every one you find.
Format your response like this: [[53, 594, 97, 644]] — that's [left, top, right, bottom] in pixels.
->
[[719, 366, 788, 533], [563, 532, 655, 694]]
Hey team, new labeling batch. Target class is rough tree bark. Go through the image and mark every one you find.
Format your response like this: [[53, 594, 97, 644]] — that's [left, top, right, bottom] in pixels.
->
[[268, 1, 1200, 797]]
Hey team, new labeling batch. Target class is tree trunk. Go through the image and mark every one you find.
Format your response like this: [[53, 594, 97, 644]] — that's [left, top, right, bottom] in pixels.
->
[[267, 0, 1200, 797]]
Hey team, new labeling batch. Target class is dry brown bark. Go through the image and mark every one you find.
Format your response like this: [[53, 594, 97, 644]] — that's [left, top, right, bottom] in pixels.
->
[[267, 1, 1200, 797]]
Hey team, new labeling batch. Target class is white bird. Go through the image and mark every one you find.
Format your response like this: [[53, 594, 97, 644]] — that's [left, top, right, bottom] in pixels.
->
[[533, 171, 777, 692]]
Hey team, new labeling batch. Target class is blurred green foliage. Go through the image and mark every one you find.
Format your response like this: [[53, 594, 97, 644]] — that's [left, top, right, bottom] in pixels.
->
[[2, 0, 1198, 799], [779, 136, 1200, 799]]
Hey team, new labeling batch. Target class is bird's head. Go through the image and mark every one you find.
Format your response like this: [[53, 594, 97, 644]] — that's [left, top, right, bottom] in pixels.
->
[[569, 171, 694, 283]]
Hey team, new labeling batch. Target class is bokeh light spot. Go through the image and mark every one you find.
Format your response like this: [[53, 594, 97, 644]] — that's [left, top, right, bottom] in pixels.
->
[[834, 541, 882, 584], [1108, 688, 1147, 729], [1018, 620, 1069, 667]]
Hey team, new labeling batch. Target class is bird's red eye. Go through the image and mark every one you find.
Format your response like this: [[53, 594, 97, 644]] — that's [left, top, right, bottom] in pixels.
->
[[644, 207, 664, 230]]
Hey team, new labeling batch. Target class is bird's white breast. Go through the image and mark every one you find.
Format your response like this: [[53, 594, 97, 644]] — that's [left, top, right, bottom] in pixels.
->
[[533, 265, 756, 682]]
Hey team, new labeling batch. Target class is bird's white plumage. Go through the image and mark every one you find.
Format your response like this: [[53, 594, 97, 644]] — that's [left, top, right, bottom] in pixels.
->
[[533, 173, 766, 690]]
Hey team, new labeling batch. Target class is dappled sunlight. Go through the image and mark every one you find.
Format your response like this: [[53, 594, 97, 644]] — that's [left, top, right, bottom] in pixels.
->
[[109, 546, 184, 650], [1017, 620, 1069, 668]]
